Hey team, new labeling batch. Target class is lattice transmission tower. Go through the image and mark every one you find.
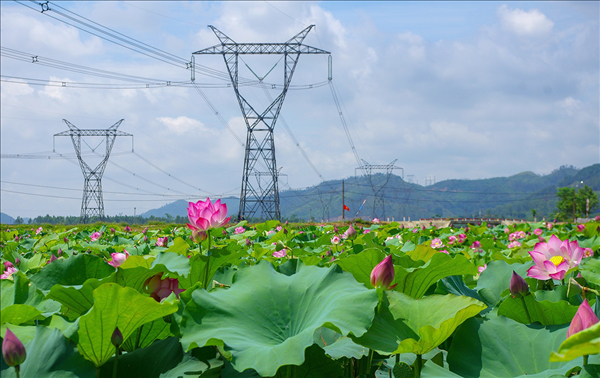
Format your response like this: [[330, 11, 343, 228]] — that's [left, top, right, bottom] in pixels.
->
[[194, 25, 330, 221], [54, 119, 132, 223], [355, 159, 404, 220]]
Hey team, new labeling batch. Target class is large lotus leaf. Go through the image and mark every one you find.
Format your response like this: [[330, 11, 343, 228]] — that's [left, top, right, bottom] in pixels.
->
[[498, 294, 578, 325], [1, 326, 95, 378], [313, 327, 368, 360], [115, 252, 190, 292], [179, 248, 247, 289], [121, 317, 171, 352], [97, 337, 209, 378], [475, 260, 533, 307], [77, 283, 178, 367], [388, 291, 486, 355], [447, 315, 586, 377], [180, 261, 378, 376], [550, 321, 600, 362], [164, 237, 191, 255], [47, 276, 115, 320], [0, 304, 44, 325], [1, 271, 60, 314], [406, 244, 438, 262], [29, 254, 115, 290], [272, 345, 344, 378], [335, 248, 386, 288], [580, 257, 600, 286], [394, 253, 478, 299]]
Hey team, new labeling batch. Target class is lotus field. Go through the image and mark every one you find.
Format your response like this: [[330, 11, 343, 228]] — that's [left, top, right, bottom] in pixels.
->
[[1, 200, 600, 378]]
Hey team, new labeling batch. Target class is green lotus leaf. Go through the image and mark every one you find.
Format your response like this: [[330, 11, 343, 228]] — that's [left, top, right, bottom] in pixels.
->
[[447, 315, 586, 377], [335, 248, 386, 288], [394, 253, 478, 299], [1, 326, 95, 378], [389, 291, 486, 355], [0, 304, 44, 326], [550, 321, 600, 362], [47, 276, 115, 320], [77, 283, 178, 367], [406, 244, 438, 262], [1, 271, 60, 315], [272, 344, 344, 378], [179, 248, 248, 289], [180, 261, 378, 376], [313, 327, 368, 360], [475, 260, 533, 307], [164, 237, 190, 255], [29, 254, 115, 290], [122, 317, 172, 352], [97, 337, 209, 378], [115, 252, 190, 292], [498, 294, 578, 326], [580, 257, 600, 286]]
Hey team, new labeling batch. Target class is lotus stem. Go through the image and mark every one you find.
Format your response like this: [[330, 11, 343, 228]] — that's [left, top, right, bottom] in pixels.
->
[[204, 230, 211, 290], [413, 354, 422, 378], [112, 350, 119, 378], [521, 296, 531, 323], [583, 354, 589, 366], [15, 365, 20, 378]]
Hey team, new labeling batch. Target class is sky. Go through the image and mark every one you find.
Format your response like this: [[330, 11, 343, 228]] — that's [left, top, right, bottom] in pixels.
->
[[1, 1, 598, 219]]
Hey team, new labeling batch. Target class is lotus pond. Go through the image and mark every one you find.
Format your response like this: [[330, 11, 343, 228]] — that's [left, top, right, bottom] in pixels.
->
[[1, 217, 599, 378]]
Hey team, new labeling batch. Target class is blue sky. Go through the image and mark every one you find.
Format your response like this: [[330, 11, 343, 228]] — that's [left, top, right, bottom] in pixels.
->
[[1, 1, 598, 218]]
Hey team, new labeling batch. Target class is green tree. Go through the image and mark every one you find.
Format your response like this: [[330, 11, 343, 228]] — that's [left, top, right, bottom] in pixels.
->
[[555, 185, 599, 221]]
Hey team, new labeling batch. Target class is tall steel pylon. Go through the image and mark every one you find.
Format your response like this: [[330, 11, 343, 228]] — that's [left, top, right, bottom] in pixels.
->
[[356, 159, 404, 220], [54, 119, 132, 223], [193, 25, 330, 221]]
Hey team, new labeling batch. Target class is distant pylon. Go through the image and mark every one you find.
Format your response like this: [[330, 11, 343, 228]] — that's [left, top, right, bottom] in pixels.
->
[[355, 159, 404, 220], [193, 25, 330, 221], [54, 119, 132, 223]]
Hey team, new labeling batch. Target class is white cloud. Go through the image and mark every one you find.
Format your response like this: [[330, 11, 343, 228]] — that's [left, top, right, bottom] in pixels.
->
[[157, 116, 206, 135], [557, 97, 583, 116], [497, 4, 554, 36]]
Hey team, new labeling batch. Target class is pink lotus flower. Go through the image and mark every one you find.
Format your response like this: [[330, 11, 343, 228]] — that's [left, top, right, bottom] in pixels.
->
[[370, 255, 395, 289], [547, 223, 553, 230], [35, 227, 43, 235], [527, 235, 584, 280], [47, 254, 57, 264], [412, 228, 419, 233], [509, 231, 526, 241], [507, 241, 521, 249], [143, 227, 148, 234], [1, 262, 18, 280], [108, 250, 130, 268], [156, 237, 168, 247], [234, 226, 245, 235], [478, 264, 487, 274], [533, 228, 543, 236], [273, 249, 287, 258], [276, 226, 282, 232], [440, 249, 449, 254], [458, 234, 467, 244], [577, 224, 586, 232], [504, 227, 510, 234], [90, 232, 101, 242], [331, 236, 341, 244], [448, 235, 457, 245], [187, 198, 231, 233], [471, 241, 481, 249], [144, 274, 184, 302], [431, 238, 444, 249], [124, 226, 132, 232], [2, 328, 26, 367], [596, 215, 600, 221], [110, 228, 115, 234], [342, 225, 357, 240], [373, 218, 380, 224], [566, 299, 599, 338], [583, 248, 594, 258]]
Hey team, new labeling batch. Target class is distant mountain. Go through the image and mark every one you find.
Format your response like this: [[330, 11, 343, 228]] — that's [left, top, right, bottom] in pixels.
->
[[1, 213, 15, 224], [140, 197, 240, 218]]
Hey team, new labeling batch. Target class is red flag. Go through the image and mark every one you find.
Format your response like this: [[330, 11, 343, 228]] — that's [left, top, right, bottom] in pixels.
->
[[343, 204, 350, 211]]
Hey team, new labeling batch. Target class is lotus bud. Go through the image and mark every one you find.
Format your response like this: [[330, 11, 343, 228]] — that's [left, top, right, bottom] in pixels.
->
[[64, 237, 69, 243], [124, 226, 131, 232], [111, 327, 123, 348], [577, 224, 585, 232], [2, 328, 26, 367], [343, 225, 357, 240], [143, 235, 148, 243], [14, 258, 20, 265], [370, 255, 395, 289], [245, 238, 253, 247], [567, 299, 599, 338], [222, 229, 227, 236], [334, 225, 339, 233], [110, 228, 115, 234], [326, 249, 333, 256], [192, 230, 207, 243], [48, 254, 57, 264], [143, 227, 148, 234], [283, 228, 288, 234], [275, 241, 285, 252], [57, 248, 63, 256], [510, 271, 529, 298]]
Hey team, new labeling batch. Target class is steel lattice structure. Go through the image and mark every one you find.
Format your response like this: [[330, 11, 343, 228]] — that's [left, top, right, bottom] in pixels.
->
[[194, 25, 329, 220], [355, 159, 404, 220], [54, 119, 132, 223]]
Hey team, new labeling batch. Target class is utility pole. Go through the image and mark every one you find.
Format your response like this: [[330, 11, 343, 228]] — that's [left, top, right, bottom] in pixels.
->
[[355, 159, 403, 220], [194, 25, 329, 221], [54, 119, 132, 223], [342, 179, 345, 221]]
